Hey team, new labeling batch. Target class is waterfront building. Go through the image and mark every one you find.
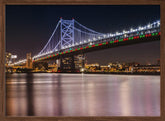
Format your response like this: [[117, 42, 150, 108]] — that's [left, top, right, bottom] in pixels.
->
[[100, 65, 109, 72], [74, 54, 85, 69], [26, 53, 33, 69], [48, 63, 58, 72], [133, 65, 160, 73], [85, 63, 100, 72]]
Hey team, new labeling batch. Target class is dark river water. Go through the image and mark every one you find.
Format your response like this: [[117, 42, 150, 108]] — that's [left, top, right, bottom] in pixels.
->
[[6, 73, 160, 116]]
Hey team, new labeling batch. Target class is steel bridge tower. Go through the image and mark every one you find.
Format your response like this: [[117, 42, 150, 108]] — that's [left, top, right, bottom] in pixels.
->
[[60, 18, 74, 49]]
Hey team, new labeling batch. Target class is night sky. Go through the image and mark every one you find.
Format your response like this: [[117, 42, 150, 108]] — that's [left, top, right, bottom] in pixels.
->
[[6, 5, 160, 65]]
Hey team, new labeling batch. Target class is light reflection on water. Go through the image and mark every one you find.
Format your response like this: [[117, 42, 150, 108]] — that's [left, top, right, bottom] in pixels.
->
[[6, 73, 160, 116]]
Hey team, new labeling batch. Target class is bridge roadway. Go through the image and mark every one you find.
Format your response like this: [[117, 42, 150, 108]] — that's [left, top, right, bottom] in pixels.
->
[[33, 30, 160, 63]]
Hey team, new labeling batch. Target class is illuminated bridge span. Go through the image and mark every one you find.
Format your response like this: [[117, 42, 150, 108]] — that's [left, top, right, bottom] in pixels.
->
[[12, 18, 160, 66]]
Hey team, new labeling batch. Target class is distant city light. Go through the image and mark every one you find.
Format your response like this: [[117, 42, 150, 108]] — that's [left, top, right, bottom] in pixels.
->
[[11, 55, 17, 59]]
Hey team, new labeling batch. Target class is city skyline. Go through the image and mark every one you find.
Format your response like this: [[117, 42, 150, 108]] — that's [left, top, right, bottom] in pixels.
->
[[6, 5, 160, 64]]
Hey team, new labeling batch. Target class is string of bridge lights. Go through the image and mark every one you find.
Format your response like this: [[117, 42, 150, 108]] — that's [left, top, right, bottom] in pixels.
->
[[11, 20, 160, 66], [33, 20, 160, 59]]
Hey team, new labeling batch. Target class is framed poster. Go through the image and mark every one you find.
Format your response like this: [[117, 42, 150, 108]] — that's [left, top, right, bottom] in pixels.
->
[[0, 0, 165, 121]]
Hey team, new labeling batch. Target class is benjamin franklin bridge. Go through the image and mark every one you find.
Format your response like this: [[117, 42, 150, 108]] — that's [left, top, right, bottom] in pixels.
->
[[11, 18, 160, 72]]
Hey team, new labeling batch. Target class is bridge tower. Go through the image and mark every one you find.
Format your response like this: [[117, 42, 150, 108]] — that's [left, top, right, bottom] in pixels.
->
[[60, 18, 74, 49], [26, 53, 32, 69], [56, 18, 76, 72]]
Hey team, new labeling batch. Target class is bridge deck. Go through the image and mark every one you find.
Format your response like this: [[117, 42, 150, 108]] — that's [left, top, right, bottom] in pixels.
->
[[33, 32, 160, 62]]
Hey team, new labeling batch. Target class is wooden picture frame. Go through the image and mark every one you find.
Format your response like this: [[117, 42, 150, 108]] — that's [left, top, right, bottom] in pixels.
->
[[0, 0, 165, 121]]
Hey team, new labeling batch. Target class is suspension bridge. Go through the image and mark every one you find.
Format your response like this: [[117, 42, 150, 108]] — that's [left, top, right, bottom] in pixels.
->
[[10, 18, 160, 72]]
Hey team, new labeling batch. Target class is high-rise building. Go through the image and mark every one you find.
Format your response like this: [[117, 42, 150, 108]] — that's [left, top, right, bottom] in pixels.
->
[[74, 54, 85, 69], [26, 53, 32, 68]]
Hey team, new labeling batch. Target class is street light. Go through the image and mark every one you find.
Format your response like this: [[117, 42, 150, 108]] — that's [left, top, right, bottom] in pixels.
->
[[80, 68, 85, 72]]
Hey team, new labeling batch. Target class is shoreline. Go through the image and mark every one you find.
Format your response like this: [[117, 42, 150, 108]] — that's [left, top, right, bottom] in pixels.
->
[[6, 72, 160, 75], [84, 72, 160, 75]]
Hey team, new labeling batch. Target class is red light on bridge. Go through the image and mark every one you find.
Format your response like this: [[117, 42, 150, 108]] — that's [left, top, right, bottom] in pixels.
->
[[145, 34, 151, 37], [80, 47, 83, 50], [114, 40, 119, 43], [86, 46, 89, 49], [66, 51, 68, 53], [124, 38, 128, 41], [133, 36, 139, 39], [92, 45, 95, 47], [99, 43, 102, 46], [158, 32, 161, 35], [75, 49, 78, 51], [62, 52, 64, 54]]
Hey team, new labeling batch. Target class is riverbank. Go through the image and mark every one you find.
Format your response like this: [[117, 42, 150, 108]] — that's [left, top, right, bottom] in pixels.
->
[[6, 71, 160, 75], [84, 72, 160, 75]]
